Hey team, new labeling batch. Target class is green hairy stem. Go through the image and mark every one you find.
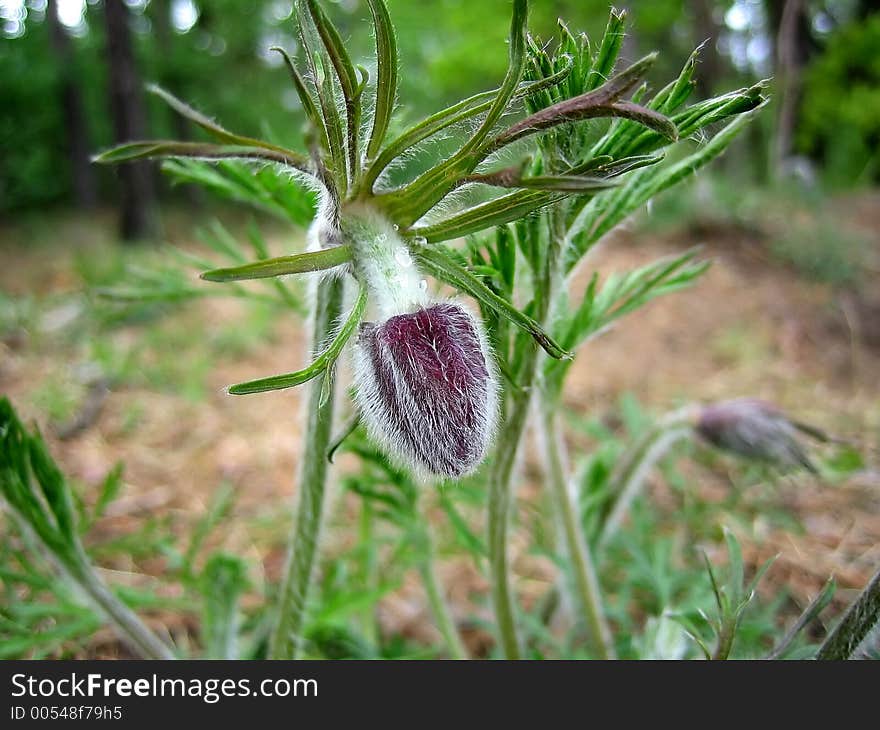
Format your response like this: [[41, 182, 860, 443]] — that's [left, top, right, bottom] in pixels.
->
[[598, 407, 695, 550], [487, 383, 535, 659], [270, 276, 345, 659], [540, 404, 615, 659], [816, 567, 880, 660], [3, 507, 175, 660], [417, 523, 468, 660], [70, 555, 175, 660], [487, 208, 563, 659]]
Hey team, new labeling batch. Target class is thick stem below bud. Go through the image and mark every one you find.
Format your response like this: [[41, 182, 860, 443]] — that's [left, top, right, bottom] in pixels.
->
[[341, 205, 428, 319]]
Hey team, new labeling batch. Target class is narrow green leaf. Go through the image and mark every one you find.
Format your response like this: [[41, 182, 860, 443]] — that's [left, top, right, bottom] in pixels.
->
[[587, 8, 626, 91], [92, 463, 124, 523], [552, 249, 708, 365], [745, 555, 776, 605], [199, 554, 248, 660], [411, 189, 565, 243], [703, 551, 725, 615], [306, 0, 361, 180], [270, 46, 329, 153], [246, 223, 301, 310], [184, 483, 236, 574], [650, 45, 699, 114], [565, 112, 758, 271], [365, 0, 398, 160], [227, 283, 366, 395], [93, 141, 309, 171], [439, 494, 488, 558], [327, 414, 361, 463], [163, 159, 317, 227], [146, 85, 310, 170], [591, 153, 665, 178], [466, 0, 528, 151], [201, 246, 351, 282], [27, 436, 76, 542], [378, 0, 529, 225], [669, 613, 713, 660], [363, 61, 573, 192], [638, 112, 758, 201], [94, 287, 205, 303], [766, 578, 836, 660], [294, 1, 347, 192], [147, 85, 244, 145], [355, 65, 370, 98], [201, 219, 249, 264], [409, 242, 570, 360]]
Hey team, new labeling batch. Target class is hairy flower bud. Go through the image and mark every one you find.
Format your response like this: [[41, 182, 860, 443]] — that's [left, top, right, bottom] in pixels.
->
[[354, 302, 498, 479], [695, 398, 817, 473]]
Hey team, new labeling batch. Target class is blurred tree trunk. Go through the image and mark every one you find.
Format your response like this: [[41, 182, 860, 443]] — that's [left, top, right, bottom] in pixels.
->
[[689, 0, 722, 98], [150, 0, 189, 143], [769, 0, 813, 175], [857, 0, 880, 17], [150, 0, 204, 207], [102, 0, 159, 241], [47, 0, 97, 209]]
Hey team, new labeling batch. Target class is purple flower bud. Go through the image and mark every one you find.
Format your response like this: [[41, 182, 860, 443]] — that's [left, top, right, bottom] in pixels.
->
[[695, 398, 817, 473], [354, 302, 498, 479]]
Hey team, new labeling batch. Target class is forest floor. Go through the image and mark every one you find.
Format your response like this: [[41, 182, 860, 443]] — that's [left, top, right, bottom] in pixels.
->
[[2, 187, 879, 657]]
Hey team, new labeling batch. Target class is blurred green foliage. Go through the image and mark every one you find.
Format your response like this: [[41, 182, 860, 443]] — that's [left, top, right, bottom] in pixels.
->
[[799, 13, 880, 184], [5, 0, 876, 214]]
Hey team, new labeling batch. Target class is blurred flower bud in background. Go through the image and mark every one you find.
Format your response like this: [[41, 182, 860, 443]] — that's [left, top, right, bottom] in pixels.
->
[[695, 398, 822, 473]]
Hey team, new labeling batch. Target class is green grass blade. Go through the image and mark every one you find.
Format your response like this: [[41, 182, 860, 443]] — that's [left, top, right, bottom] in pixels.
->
[[199, 554, 248, 660], [766, 577, 836, 660]]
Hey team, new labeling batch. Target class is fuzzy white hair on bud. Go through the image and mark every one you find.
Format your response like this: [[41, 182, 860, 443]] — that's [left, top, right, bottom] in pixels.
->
[[341, 205, 429, 318], [353, 301, 499, 480]]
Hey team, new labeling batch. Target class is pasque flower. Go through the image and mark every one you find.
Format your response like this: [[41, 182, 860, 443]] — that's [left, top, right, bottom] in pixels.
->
[[93, 0, 690, 479], [343, 206, 497, 479], [355, 302, 497, 478], [695, 398, 820, 473], [90, 0, 770, 661]]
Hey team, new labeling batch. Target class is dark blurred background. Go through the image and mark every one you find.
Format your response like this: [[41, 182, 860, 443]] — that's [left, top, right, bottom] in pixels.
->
[[1, 0, 879, 238]]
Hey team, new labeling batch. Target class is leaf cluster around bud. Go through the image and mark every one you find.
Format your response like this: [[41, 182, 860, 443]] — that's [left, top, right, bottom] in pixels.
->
[[94, 0, 765, 404]]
